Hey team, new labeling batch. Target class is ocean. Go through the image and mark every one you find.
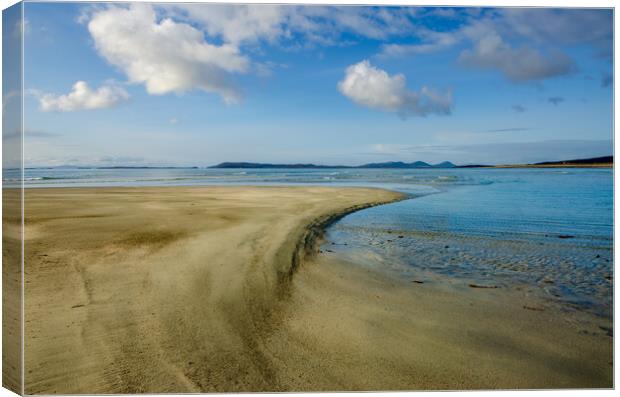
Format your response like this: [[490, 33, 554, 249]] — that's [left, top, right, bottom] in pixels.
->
[[7, 166, 613, 317]]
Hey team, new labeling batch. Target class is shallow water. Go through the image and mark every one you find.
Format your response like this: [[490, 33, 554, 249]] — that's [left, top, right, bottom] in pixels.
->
[[9, 166, 614, 317], [8, 166, 487, 191], [323, 168, 613, 318]]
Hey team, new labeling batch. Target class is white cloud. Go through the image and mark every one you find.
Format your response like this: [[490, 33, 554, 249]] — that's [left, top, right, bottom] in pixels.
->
[[37, 81, 129, 112], [337, 60, 452, 118], [87, 4, 249, 103]]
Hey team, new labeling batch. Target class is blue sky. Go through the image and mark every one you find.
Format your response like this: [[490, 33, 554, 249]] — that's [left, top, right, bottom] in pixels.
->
[[15, 3, 614, 166]]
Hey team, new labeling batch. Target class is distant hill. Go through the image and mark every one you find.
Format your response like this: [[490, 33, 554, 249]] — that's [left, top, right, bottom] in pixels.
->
[[358, 161, 456, 168], [360, 161, 429, 168], [533, 156, 613, 166], [434, 161, 457, 168], [457, 156, 613, 169], [210, 161, 457, 169]]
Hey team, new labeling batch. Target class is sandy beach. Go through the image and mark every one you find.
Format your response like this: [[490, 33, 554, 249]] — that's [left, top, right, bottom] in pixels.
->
[[2, 188, 22, 393], [22, 186, 612, 393]]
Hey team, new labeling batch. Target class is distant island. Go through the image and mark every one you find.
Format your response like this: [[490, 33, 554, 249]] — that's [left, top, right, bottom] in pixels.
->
[[20, 156, 612, 171], [23, 166, 199, 170], [97, 166, 199, 170], [210, 161, 457, 169], [494, 155, 613, 169], [209, 156, 612, 169], [533, 155, 613, 166]]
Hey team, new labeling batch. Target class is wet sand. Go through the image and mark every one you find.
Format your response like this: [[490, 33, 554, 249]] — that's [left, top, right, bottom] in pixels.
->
[[3, 188, 23, 394], [22, 186, 612, 393]]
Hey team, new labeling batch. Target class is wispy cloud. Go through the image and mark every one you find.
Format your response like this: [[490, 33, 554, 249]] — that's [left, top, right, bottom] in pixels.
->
[[13, 18, 29, 38], [2, 90, 20, 114], [168, 4, 416, 46], [512, 104, 526, 113], [601, 73, 612, 88], [4, 129, 59, 141], [23, 155, 171, 169], [379, 8, 610, 83], [499, 8, 612, 58], [380, 28, 460, 57], [548, 96, 564, 106], [458, 28, 574, 82], [480, 127, 530, 133], [338, 60, 452, 118]]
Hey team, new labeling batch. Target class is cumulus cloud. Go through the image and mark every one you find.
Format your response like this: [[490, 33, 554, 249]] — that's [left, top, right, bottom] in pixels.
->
[[36, 81, 129, 112], [459, 29, 574, 81], [337, 60, 452, 118], [548, 96, 564, 106], [87, 4, 249, 103]]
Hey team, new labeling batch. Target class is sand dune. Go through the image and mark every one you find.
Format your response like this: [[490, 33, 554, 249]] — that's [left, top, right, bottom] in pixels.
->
[[21, 186, 612, 393]]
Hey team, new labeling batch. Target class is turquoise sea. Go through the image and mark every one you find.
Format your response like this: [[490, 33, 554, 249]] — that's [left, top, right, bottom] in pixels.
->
[[7, 167, 613, 317]]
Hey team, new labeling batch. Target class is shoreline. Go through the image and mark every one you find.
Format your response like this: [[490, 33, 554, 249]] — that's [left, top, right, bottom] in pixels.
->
[[20, 186, 612, 392], [279, 191, 408, 286]]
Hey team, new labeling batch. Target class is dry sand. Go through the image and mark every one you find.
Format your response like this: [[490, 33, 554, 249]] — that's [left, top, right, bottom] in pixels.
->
[[19, 186, 612, 393]]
